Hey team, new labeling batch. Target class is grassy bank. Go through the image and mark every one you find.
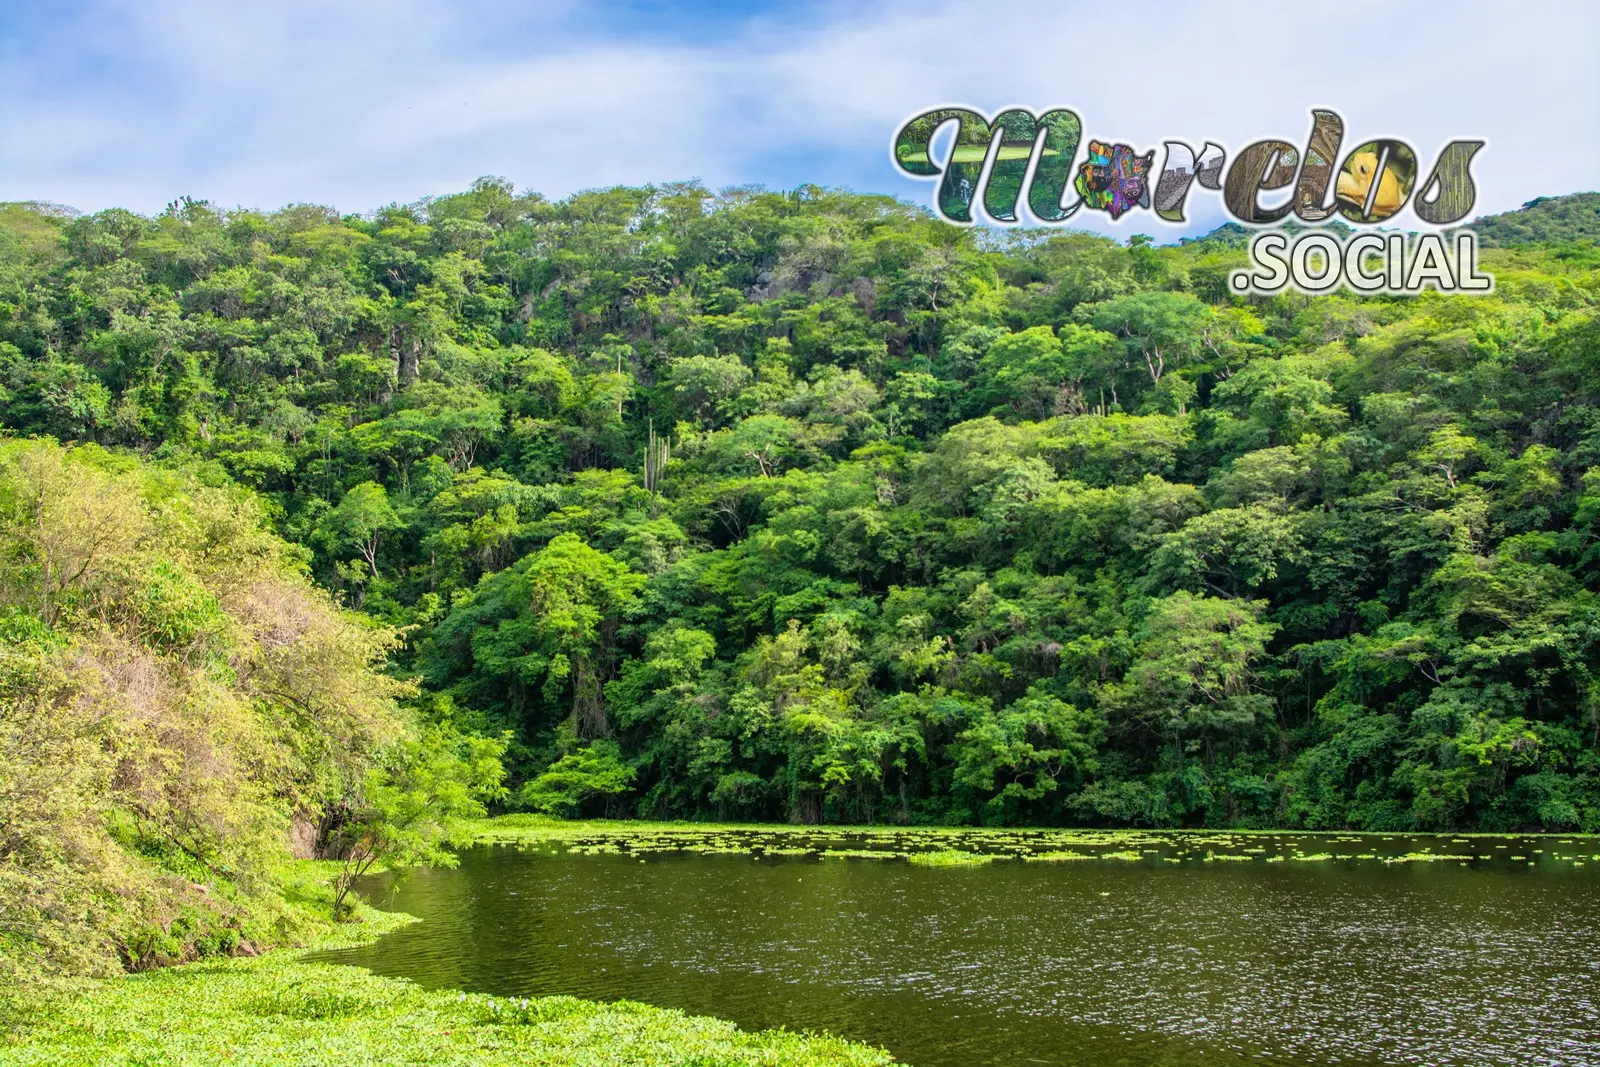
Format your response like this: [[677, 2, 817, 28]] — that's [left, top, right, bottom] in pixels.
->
[[1, 877, 897, 1067]]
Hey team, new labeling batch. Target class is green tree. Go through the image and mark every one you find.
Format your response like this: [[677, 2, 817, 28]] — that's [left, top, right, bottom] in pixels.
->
[[1107, 593, 1278, 757], [322, 481, 402, 578], [328, 724, 507, 918], [521, 739, 636, 816]]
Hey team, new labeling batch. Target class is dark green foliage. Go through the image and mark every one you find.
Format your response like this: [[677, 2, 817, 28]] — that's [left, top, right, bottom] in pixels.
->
[[3, 182, 1599, 833]]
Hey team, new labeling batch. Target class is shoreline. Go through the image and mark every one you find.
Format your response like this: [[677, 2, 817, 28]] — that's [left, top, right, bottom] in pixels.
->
[[0, 874, 898, 1067], [8, 818, 1596, 1064]]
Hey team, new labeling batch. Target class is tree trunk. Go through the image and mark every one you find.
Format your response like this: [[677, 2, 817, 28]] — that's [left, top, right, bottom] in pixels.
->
[[382, 325, 401, 402], [400, 338, 421, 387]]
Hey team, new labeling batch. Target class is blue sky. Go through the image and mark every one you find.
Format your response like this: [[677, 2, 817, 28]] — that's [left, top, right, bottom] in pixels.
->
[[0, 0, 1595, 239]]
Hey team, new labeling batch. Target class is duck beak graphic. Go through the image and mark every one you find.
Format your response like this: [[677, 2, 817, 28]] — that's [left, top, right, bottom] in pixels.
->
[[1336, 150, 1377, 207]]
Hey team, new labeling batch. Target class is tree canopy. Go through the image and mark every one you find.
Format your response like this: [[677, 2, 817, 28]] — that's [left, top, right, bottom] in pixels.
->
[[2, 182, 1599, 847]]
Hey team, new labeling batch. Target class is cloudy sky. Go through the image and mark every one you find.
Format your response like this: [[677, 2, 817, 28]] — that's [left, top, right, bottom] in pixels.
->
[[0, 0, 1595, 238]]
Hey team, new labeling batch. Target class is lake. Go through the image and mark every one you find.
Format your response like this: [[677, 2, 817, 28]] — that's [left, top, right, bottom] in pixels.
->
[[319, 829, 1600, 1066]]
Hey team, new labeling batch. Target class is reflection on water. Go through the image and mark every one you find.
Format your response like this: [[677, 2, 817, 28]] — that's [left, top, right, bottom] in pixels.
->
[[318, 834, 1600, 1067]]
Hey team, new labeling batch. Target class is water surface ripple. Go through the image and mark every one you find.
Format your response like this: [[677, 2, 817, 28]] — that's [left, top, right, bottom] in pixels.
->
[[319, 834, 1600, 1066]]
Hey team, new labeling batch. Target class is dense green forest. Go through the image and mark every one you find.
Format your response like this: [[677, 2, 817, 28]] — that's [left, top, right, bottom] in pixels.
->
[[1471, 192, 1600, 247], [3, 180, 1599, 890]]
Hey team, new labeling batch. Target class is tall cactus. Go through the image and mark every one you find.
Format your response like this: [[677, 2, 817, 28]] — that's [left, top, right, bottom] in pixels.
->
[[643, 419, 671, 494]]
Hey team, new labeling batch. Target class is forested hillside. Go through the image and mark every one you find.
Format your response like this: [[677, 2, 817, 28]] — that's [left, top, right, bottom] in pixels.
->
[[1468, 192, 1600, 247], [3, 183, 1599, 838]]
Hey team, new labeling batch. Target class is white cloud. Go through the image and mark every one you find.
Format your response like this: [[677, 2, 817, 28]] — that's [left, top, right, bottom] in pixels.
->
[[0, 0, 1593, 237]]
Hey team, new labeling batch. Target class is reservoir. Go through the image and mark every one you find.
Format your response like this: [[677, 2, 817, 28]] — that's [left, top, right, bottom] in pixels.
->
[[320, 830, 1600, 1066]]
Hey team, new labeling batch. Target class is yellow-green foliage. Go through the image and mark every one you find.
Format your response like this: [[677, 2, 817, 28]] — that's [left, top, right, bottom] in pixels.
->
[[0, 440, 410, 990], [905, 849, 994, 867]]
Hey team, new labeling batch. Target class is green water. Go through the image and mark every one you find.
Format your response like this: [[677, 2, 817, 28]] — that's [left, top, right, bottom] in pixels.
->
[[321, 832, 1600, 1066]]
